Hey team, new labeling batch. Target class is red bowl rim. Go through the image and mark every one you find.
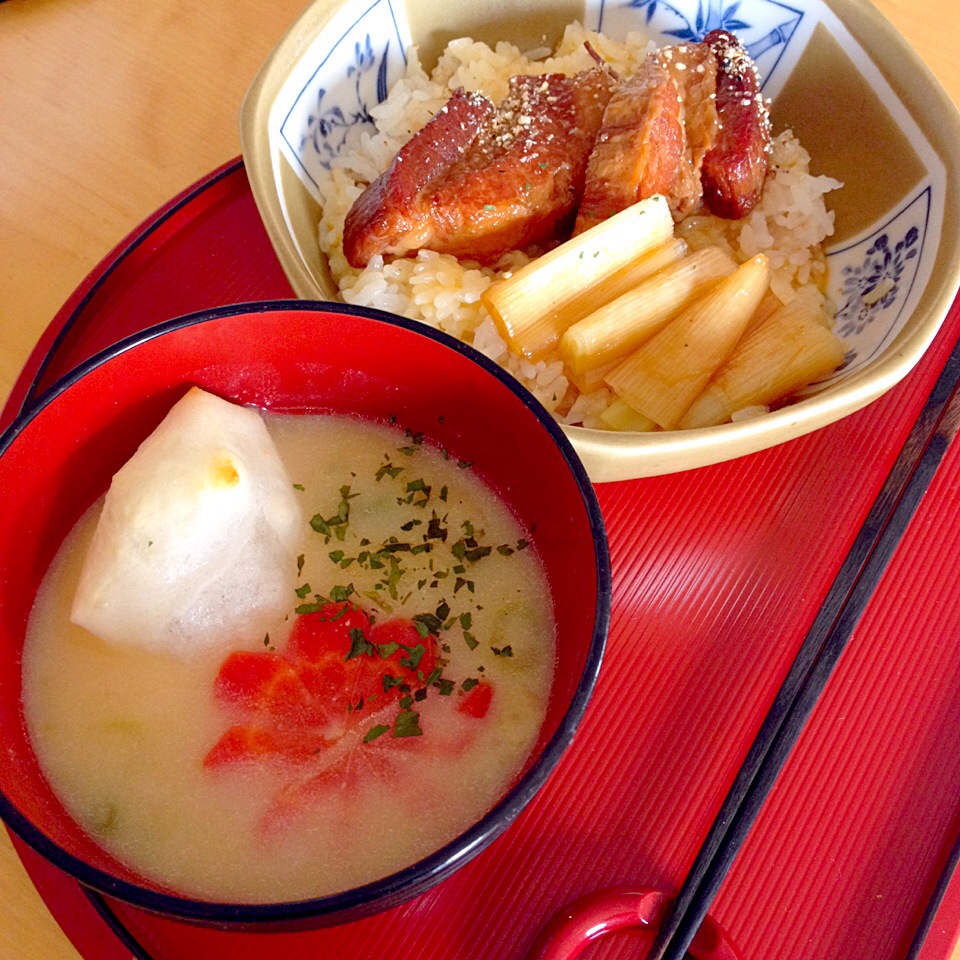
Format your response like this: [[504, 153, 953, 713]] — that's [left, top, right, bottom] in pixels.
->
[[0, 299, 612, 928]]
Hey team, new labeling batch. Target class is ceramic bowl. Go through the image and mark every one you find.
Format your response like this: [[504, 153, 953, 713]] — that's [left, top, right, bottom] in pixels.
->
[[0, 301, 610, 928], [240, 0, 960, 482]]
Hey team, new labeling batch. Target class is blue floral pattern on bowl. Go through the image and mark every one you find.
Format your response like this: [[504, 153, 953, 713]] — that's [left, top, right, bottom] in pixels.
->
[[270, 0, 943, 387], [277, 0, 409, 192], [595, 0, 803, 81], [831, 190, 930, 370]]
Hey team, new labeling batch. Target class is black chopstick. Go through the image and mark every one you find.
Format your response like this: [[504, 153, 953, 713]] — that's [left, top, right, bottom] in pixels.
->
[[648, 337, 960, 960], [904, 823, 960, 960]]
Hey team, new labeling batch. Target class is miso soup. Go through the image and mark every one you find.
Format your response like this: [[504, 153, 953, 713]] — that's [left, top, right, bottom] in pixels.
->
[[22, 413, 555, 903]]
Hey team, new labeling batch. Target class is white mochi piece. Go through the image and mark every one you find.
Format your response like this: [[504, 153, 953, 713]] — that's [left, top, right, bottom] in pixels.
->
[[70, 387, 303, 656]]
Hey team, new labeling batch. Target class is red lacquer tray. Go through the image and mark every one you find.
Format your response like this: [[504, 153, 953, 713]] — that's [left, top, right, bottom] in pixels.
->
[[7, 159, 960, 960]]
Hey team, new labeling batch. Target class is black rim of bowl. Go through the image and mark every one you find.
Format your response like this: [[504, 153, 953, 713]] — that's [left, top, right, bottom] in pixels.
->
[[0, 299, 612, 925]]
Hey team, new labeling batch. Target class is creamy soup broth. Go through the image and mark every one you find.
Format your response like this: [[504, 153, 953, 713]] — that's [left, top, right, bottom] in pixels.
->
[[22, 413, 555, 903]]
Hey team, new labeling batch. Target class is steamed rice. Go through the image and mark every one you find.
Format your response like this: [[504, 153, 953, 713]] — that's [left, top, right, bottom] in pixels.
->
[[315, 22, 842, 428]]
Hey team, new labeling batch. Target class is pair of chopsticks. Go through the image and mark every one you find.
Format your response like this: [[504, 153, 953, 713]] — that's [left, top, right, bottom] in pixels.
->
[[648, 338, 960, 960]]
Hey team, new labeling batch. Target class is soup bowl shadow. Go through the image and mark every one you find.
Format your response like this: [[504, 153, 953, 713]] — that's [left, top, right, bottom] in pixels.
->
[[0, 301, 611, 930]]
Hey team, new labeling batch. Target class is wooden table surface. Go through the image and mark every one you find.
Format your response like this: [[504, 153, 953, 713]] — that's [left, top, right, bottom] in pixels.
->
[[1, 1, 958, 958]]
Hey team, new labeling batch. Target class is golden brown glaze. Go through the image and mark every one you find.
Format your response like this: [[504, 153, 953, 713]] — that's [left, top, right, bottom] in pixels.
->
[[343, 68, 616, 267], [573, 42, 722, 233], [342, 89, 494, 267], [701, 29, 772, 219], [659, 42, 719, 218], [572, 55, 685, 235]]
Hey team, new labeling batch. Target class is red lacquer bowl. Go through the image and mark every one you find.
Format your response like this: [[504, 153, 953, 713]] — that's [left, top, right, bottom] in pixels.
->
[[0, 301, 610, 930]]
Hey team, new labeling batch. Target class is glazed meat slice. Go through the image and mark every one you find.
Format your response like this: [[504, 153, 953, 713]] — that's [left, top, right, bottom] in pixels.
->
[[572, 54, 684, 235], [658, 42, 719, 218], [342, 89, 494, 267], [701, 29, 772, 219], [343, 68, 616, 267]]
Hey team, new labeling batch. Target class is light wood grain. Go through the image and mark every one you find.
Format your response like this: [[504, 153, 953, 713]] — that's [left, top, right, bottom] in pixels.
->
[[0, 1, 958, 957]]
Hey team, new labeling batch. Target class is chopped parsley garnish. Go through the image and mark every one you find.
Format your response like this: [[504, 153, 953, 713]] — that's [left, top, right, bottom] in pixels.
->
[[346, 627, 376, 660], [281, 421, 540, 755], [393, 710, 423, 738], [376, 460, 403, 481], [364, 724, 390, 743], [399, 644, 426, 671]]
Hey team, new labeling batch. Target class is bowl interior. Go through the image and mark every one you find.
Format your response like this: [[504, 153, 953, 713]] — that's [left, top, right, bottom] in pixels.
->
[[0, 303, 609, 921], [240, 0, 960, 480]]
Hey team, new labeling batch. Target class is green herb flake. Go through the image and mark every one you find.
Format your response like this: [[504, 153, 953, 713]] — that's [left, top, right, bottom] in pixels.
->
[[426, 513, 448, 542], [400, 644, 426, 671], [376, 461, 403, 482], [393, 710, 423, 738], [492, 645, 514, 657], [310, 514, 332, 536], [346, 628, 375, 660], [295, 601, 326, 615], [413, 612, 443, 637], [364, 724, 390, 743]]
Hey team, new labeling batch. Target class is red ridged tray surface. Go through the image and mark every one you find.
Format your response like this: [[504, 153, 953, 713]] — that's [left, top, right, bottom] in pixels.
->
[[6, 159, 960, 960]]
